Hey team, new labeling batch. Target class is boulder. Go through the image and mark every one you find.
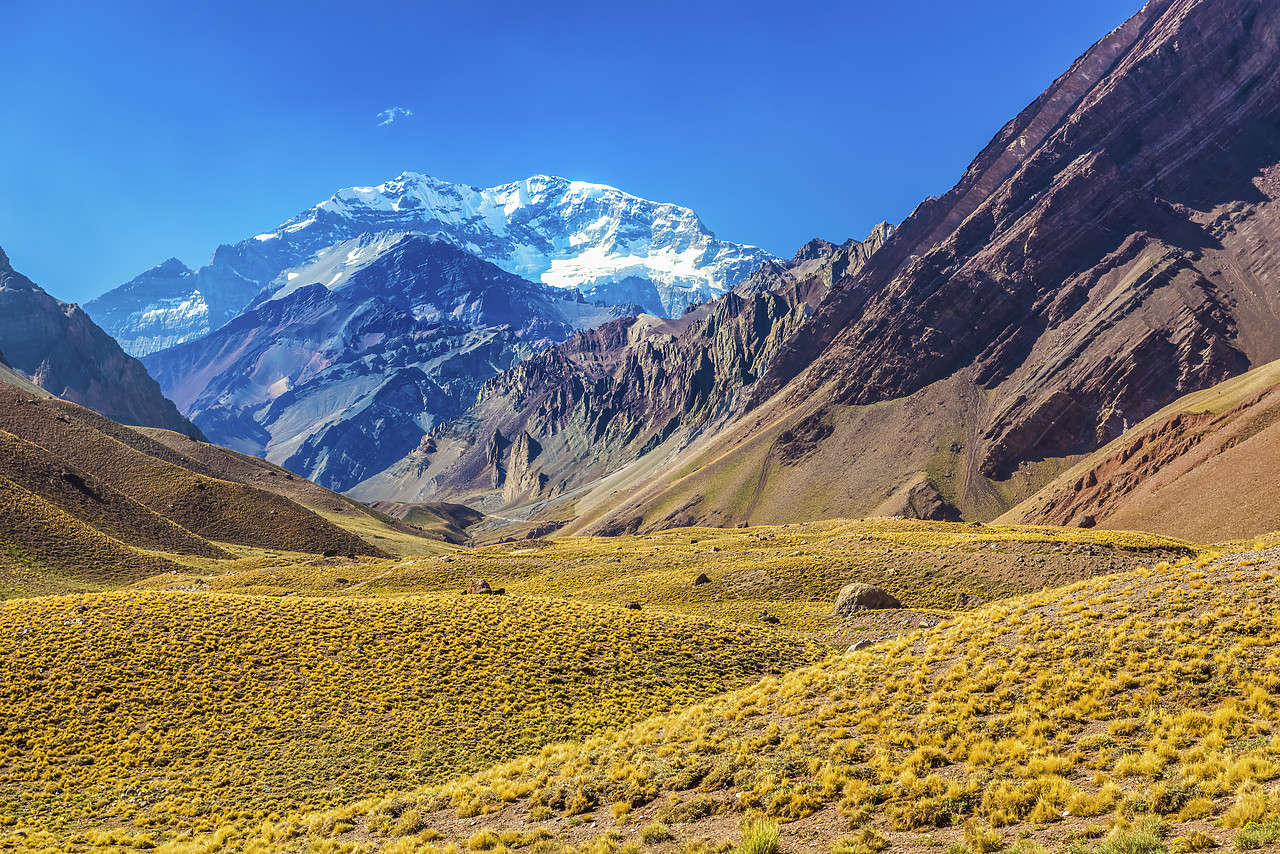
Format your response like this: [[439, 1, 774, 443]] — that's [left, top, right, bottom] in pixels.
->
[[624, 601, 641, 611], [833, 583, 902, 616], [759, 611, 780, 624], [466, 578, 493, 595], [693, 573, 711, 585]]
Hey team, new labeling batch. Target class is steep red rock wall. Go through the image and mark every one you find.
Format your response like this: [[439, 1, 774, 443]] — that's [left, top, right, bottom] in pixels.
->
[[756, 0, 1280, 481]]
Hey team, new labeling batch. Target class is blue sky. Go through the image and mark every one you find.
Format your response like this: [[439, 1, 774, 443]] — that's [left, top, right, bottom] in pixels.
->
[[1, 0, 1141, 305]]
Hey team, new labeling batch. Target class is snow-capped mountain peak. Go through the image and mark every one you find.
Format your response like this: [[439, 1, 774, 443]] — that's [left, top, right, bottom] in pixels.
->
[[89, 171, 775, 356], [255, 171, 771, 314]]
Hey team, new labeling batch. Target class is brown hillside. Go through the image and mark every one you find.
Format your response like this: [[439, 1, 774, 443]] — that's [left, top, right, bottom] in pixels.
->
[[366, 500, 485, 544], [0, 429, 224, 558], [1002, 359, 1280, 540], [0, 384, 381, 558], [0, 475, 187, 597], [135, 427, 450, 551]]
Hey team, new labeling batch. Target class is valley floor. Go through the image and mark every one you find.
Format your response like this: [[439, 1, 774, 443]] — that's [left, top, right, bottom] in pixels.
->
[[2, 520, 1279, 854]]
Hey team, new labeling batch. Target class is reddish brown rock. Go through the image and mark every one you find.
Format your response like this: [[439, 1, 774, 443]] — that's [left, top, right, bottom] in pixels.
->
[[756, 0, 1280, 484]]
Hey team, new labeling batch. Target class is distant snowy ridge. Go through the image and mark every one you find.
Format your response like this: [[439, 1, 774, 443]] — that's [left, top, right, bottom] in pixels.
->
[[256, 172, 776, 315], [88, 172, 776, 356]]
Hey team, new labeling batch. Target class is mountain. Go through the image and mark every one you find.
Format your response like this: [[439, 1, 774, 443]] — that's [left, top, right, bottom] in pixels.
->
[[351, 228, 890, 514], [0, 380, 417, 596], [395, 0, 1280, 541], [86, 173, 775, 355], [141, 235, 640, 492], [999, 356, 1280, 541], [0, 246, 202, 439]]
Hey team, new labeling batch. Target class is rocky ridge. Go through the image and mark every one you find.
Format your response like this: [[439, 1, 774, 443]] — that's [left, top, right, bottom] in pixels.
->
[[351, 228, 890, 510], [756, 0, 1280, 479], [0, 246, 202, 439]]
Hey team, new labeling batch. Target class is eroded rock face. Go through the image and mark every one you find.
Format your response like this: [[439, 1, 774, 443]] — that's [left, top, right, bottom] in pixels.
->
[[755, 0, 1280, 484], [833, 583, 902, 616], [0, 247, 201, 439], [354, 232, 889, 507], [1007, 374, 1280, 541]]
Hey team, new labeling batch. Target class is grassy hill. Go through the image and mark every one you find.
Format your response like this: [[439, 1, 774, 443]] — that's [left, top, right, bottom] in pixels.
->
[[155, 520, 1194, 633], [0, 518, 1254, 854], [17, 534, 1270, 854], [0, 382, 455, 597]]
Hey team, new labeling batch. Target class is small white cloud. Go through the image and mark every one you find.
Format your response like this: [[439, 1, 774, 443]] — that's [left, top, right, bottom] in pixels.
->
[[377, 107, 414, 127]]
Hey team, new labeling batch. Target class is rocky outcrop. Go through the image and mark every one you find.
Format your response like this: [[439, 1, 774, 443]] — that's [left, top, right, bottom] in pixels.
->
[[0, 246, 202, 439], [833, 583, 902, 616], [352, 233, 886, 508], [753, 0, 1280, 487], [501, 431, 546, 505]]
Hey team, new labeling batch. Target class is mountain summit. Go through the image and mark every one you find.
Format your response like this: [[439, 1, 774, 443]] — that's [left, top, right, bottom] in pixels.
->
[[0, 247, 201, 438], [86, 173, 774, 355], [259, 172, 776, 315]]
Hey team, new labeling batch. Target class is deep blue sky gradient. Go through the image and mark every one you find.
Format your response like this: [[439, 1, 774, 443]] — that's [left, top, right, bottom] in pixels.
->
[[1, 0, 1142, 304]]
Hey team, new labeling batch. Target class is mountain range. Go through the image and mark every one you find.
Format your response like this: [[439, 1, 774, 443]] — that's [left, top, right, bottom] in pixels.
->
[[361, 0, 1280, 540], [140, 234, 640, 491], [85, 172, 775, 357], [20, 0, 1280, 547]]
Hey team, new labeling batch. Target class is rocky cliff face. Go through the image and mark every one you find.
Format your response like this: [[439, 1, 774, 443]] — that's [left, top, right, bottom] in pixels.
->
[[754, 0, 1280, 487], [350, 231, 888, 508], [0, 246, 202, 438], [142, 237, 641, 492], [86, 173, 775, 355]]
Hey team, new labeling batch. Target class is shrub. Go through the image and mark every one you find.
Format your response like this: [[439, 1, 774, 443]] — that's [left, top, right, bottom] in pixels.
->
[[737, 819, 780, 854]]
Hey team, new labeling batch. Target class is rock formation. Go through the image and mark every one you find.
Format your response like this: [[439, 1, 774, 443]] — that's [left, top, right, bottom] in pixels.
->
[[351, 231, 888, 509], [833, 583, 903, 616], [0, 246, 202, 438]]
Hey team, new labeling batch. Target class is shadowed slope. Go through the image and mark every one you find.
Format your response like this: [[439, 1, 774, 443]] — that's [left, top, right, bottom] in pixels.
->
[[0, 247, 202, 438], [1002, 357, 1280, 540], [0, 383, 384, 567]]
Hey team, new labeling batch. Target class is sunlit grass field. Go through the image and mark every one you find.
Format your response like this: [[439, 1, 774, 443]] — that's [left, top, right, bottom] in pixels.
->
[[0, 520, 1270, 854], [140, 519, 1197, 633], [0, 591, 821, 848]]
